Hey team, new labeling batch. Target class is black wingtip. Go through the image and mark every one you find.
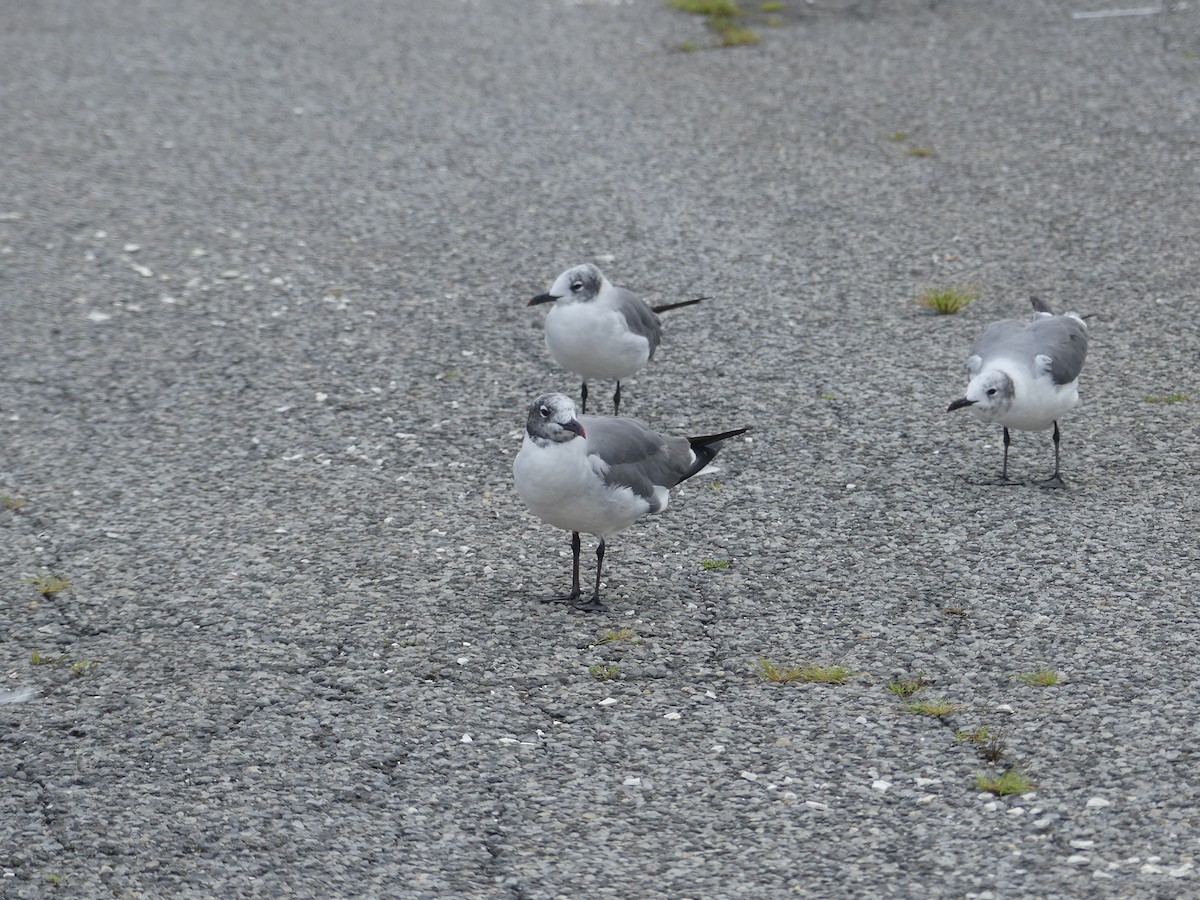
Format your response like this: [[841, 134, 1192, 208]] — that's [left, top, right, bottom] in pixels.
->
[[651, 296, 708, 314], [1030, 295, 1053, 314], [681, 426, 749, 484]]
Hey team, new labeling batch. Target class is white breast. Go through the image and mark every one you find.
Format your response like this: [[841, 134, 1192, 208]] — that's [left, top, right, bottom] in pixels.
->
[[543, 303, 652, 380]]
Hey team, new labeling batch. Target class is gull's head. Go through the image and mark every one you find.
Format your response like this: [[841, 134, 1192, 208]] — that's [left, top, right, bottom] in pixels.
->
[[948, 370, 1015, 421], [526, 392, 586, 444], [529, 264, 605, 307]]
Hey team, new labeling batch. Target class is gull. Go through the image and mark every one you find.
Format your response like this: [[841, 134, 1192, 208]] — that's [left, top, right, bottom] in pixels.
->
[[948, 296, 1089, 486], [513, 392, 748, 611], [528, 264, 705, 415]]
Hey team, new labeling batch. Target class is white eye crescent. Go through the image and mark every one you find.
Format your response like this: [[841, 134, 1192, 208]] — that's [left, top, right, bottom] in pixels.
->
[[571, 281, 583, 292]]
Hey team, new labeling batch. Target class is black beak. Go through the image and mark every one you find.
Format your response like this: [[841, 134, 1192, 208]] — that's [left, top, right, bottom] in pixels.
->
[[947, 397, 976, 412], [563, 419, 586, 438], [528, 292, 561, 306]]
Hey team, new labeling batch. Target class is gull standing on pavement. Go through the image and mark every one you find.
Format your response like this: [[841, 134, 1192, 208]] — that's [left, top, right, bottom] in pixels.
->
[[947, 296, 1089, 487], [528, 264, 705, 415], [513, 392, 748, 611]]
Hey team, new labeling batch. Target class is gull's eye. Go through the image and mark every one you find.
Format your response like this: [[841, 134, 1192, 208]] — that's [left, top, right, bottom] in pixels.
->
[[986, 388, 997, 397], [539, 405, 551, 418], [570, 281, 584, 292]]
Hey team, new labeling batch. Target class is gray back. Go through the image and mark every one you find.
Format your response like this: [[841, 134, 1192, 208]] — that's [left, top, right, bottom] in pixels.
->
[[580, 415, 694, 504], [612, 285, 663, 357], [971, 315, 1088, 385]]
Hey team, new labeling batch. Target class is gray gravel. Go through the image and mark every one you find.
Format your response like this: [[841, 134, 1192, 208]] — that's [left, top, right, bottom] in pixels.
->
[[2, 0, 1199, 896]]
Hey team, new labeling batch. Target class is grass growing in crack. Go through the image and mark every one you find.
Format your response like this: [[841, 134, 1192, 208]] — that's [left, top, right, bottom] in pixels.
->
[[799, 663, 853, 684], [955, 725, 993, 744], [914, 282, 977, 315], [69, 660, 98, 678], [887, 675, 928, 699], [818, 392, 837, 400], [1017, 668, 1060, 686], [701, 558, 730, 570], [754, 658, 802, 683], [982, 735, 1008, 763], [904, 697, 958, 717], [2, 494, 27, 511], [595, 627, 637, 645], [975, 768, 1034, 796], [1144, 391, 1191, 404], [668, 0, 760, 47], [761, 0, 783, 9], [588, 664, 618, 681], [904, 146, 934, 157], [27, 574, 72, 596], [31, 650, 68, 666]]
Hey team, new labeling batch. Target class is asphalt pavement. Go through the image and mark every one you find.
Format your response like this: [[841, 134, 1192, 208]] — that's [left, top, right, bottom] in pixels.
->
[[2, 0, 1199, 896]]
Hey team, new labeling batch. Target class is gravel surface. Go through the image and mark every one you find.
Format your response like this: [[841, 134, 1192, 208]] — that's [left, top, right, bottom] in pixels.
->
[[2, 0, 1199, 896]]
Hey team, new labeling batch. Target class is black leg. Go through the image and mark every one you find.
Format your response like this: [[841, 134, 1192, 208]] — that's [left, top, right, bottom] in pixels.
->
[[576, 538, 608, 612], [985, 427, 1020, 485], [613, 381, 622, 416], [580, 381, 588, 415], [1037, 421, 1067, 488], [542, 532, 582, 604]]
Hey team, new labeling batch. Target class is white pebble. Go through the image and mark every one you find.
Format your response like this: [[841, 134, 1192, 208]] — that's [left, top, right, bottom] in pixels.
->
[[1070, 840, 1095, 849], [1086, 797, 1111, 808], [132, 264, 154, 277], [86, 310, 111, 323], [663, 712, 681, 720], [740, 771, 758, 782], [1067, 855, 1089, 866], [623, 776, 640, 786], [598, 697, 617, 706], [872, 780, 891, 793], [460, 734, 472, 743]]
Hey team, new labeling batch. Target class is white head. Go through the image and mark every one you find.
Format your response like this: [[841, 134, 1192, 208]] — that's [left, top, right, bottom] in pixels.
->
[[528, 264, 608, 308], [947, 370, 1016, 422]]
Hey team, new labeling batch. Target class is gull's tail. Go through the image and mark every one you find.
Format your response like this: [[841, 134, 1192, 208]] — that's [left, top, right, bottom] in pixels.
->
[[652, 296, 708, 314], [681, 426, 751, 482]]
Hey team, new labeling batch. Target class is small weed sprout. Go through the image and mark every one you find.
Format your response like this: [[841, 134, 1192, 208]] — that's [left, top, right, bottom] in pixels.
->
[[761, 0, 783, 9], [904, 146, 934, 157], [982, 735, 1008, 763], [755, 658, 802, 683], [69, 660, 98, 678], [701, 558, 730, 570], [955, 725, 992, 744], [1145, 391, 1191, 404], [588, 664, 618, 681], [28, 574, 71, 596], [2, 494, 27, 511], [887, 675, 928, 699], [904, 697, 958, 717], [914, 282, 978, 315], [800, 663, 854, 684], [1017, 668, 1060, 686], [595, 627, 637, 645], [975, 769, 1034, 796], [887, 130, 909, 142], [818, 392, 837, 400], [668, 0, 760, 47], [31, 650, 67, 666]]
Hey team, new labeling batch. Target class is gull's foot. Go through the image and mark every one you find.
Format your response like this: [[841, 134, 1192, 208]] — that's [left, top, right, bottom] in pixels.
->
[[1036, 473, 1067, 489], [573, 594, 608, 613], [981, 475, 1022, 487], [541, 590, 580, 605]]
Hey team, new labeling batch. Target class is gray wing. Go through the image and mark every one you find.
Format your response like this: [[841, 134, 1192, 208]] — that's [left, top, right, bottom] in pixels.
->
[[580, 415, 694, 504], [970, 316, 1088, 384], [612, 286, 663, 357]]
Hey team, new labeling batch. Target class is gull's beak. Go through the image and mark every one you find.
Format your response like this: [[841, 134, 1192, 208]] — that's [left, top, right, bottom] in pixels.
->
[[947, 397, 975, 412], [528, 292, 561, 306], [562, 419, 586, 439]]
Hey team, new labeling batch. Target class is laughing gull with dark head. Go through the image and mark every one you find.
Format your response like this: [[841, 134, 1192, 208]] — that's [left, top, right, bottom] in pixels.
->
[[528, 264, 705, 415], [513, 392, 748, 611], [948, 296, 1089, 487]]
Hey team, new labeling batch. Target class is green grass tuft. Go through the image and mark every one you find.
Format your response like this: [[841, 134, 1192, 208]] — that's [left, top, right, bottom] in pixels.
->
[[914, 282, 978, 315], [27, 574, 71, 596], [886, 675, 928, 699], [588, 663, 619, 681], [904, 697, 958, 717], [31, 650, 68, 666], [799, 663, 853, 684], [754, 658, 801, 683], [1144, 391, 1191, 404], [701, 558, 730, 570], [904, 146, 934, 157], [761, 0, 783, 9], [595, 627, 637, 645], [975, 768, 1034, 796], [1017, 668, 1060, 686], [2, 494, 27, 511], [670, 0, 740, 12], [955, 725, 992, 744]]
